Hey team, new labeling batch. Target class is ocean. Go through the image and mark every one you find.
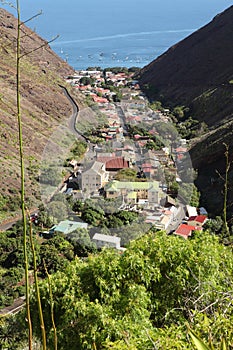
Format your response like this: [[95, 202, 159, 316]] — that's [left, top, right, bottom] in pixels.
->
[[3, 0, 232, 70]]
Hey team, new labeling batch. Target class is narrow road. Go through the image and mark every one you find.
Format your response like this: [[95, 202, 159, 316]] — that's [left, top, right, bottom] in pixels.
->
[[0, 208, 38, 232], [59, 85, 89, 142], [0, 296, 25, 315]]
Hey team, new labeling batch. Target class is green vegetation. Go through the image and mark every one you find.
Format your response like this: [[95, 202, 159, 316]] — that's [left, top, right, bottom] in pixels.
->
[[114, 168, 138, 181], [1, 4, 233, 349], [70, 140, 87, 159], [2, 231, 233, 349], [73, 198, 139, 229], [79, 76, 95, 86], [175, 116, 208, 139]]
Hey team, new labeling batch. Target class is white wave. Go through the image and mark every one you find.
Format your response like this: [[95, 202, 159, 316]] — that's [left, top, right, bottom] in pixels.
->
[[51, 28, 196, 46]]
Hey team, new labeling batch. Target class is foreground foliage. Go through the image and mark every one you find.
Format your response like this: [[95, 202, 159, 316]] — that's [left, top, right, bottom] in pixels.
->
[[2, 231, 231, 349]]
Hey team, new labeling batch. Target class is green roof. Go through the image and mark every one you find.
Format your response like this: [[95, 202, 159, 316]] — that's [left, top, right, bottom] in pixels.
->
[[50, 220, 88, 235], [105, 180, 159, 192], [127, 192, 137, 199]]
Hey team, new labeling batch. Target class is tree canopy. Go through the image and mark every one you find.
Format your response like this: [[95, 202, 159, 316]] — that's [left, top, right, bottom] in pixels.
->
[[12, 230, 233, 349]]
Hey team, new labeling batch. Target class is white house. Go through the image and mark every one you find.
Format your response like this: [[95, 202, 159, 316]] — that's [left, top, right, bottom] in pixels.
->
[[92, 233, 121, 249]]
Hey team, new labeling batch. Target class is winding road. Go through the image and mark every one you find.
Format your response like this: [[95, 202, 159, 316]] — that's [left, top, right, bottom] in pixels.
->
[[59, 84, 89, 142]]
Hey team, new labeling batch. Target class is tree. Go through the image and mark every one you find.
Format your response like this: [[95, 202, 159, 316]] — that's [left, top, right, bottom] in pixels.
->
[[70, 140, 87, 158], [37, 204, 53, 228], [190, 185, 200, 207], [72, 200, 84, 213], [67, 229, 96, 256], [47, 201, 68, 223], [21, 230, 233, 349], [115, 210, 138, 225], [40, 165, 61, 186], [38, 235, 74, 276], [173, 105, 186, 119], [81, 207, 105, 226], [79, 76, 94, 86], [203, 216, 223, 234]]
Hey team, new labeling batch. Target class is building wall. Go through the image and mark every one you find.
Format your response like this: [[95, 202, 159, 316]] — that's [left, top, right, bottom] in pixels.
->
[[82, 173, 101, 192], [93, 239, 120, 249]]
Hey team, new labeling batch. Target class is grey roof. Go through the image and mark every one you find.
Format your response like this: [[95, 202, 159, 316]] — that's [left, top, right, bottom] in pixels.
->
[[83, 161, 105, 176], [92, 233, 121, 244]]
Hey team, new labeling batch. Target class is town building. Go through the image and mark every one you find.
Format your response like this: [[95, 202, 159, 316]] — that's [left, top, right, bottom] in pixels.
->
[[174, 224, 201, 239], [49, 220, 88, 236], [92, 233, 121, 249], [105, 180, 162, 207], [81, 161, 109, 194], [188, 215, 208, 227]]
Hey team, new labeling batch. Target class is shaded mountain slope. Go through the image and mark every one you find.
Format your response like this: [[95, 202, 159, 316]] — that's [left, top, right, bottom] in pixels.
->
[[0, 8, 81, 218], [139, 6, 233, 127], [138, 6, 233, 218]]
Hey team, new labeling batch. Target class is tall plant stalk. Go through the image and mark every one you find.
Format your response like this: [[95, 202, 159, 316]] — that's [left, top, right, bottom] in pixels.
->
[[44, 262, 58, 350], [216, 143, 231, 236], [223, 143, 230, 236], [16, 0, 33, 348], [28, 216, 47, 349]]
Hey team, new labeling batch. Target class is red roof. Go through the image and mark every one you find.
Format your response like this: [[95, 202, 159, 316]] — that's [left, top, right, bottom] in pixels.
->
[[175, 224, 201, 239], [105, 157, 129, 170], [142, 167, 152, 173], [93, 96, 108, 103], [175, 147, 187, 153], [188, 215, 207, 224]]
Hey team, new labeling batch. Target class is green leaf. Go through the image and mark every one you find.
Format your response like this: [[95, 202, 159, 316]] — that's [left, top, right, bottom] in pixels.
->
[[189, 329, 211, 350], [221, 338, 227, 350]]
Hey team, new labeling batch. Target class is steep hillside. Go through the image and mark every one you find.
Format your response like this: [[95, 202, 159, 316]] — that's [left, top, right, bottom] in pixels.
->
[[0, 8, 80, 219], [138, 6, 233, 218], [138, 5, 233, 127]]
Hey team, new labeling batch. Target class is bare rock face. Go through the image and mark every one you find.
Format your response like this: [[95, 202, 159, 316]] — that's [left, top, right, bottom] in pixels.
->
[[0, 8, 79, 212]]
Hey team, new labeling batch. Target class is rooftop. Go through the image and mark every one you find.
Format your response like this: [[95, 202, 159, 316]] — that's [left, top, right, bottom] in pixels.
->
[[105, 180, 160, 192], [92, 233, 121, 244], [188, 215, 207, 224], [175, 224, 201, 239], [50, 220, 88, 235]]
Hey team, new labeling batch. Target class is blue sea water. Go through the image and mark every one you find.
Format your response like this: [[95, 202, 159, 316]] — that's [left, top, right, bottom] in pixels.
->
[[3, 0, 232, 70]]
